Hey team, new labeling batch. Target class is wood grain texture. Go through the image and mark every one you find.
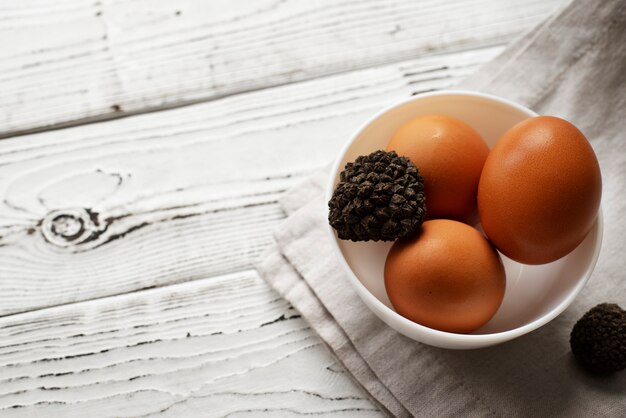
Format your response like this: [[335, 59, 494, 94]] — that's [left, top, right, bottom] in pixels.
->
[[0, 0, 561, 136], [0, 46, 503, 317], [0, 270, 381, 417], [0, 2, 564, 415]]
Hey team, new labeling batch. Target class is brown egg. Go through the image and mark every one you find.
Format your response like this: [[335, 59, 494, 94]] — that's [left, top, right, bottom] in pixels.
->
[[387, 115, 489, 222], [384, 220, 506, 334], [478, 116, 602, 265]]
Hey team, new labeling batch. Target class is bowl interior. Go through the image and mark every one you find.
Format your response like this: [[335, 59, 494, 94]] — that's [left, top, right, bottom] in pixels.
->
[[330, 91, 601, 336]]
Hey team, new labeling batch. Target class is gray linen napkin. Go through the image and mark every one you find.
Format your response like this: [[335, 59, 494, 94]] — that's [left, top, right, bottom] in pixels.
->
[[256, 0, 626, 416]]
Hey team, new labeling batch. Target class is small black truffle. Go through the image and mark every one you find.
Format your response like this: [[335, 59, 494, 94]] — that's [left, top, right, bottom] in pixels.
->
[[328, 150, 426, 241], [570, 303, 626, 374]]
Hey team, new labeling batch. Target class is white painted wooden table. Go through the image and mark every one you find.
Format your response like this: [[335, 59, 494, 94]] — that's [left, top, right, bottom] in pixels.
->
[[0, 1, 562, 416]]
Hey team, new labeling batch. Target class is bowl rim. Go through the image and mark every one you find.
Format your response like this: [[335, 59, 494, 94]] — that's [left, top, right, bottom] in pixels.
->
[[324, 89, 604, 343]]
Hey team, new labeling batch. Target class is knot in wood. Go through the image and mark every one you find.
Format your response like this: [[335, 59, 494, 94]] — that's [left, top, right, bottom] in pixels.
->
[[42, 208, 98, 247]]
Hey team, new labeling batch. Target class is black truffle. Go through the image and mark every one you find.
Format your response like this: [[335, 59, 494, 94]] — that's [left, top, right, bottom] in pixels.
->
[[328, 150, 426, 242], [570, 303, 626, 374]]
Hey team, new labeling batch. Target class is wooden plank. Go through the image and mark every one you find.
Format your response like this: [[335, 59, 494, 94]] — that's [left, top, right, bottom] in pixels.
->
[[0, 270, 381, 417], [0, 46, 502, 316], [0, 0, 561, 136]]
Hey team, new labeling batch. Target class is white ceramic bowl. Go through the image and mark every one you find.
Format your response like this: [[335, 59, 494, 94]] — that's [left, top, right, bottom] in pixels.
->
[[326, 90, 603, 350]]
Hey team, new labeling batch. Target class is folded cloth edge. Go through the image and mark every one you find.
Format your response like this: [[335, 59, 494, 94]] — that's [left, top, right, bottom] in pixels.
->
[[256, 244, 411, 418]]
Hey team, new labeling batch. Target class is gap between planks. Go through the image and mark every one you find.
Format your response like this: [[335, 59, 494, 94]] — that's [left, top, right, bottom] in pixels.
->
[[0, 39, 509, 141], [0, 0, 563, 138]]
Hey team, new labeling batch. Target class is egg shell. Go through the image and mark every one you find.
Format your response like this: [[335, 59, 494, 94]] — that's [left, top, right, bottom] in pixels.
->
[[386, 115, 489, 222], [384, 219, 506, 334], [478, 116, 602, 265]]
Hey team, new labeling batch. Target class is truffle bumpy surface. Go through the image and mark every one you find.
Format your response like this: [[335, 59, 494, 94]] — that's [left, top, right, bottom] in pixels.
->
[[328, 150, 426, 242], [570, 303, 626, 374]]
